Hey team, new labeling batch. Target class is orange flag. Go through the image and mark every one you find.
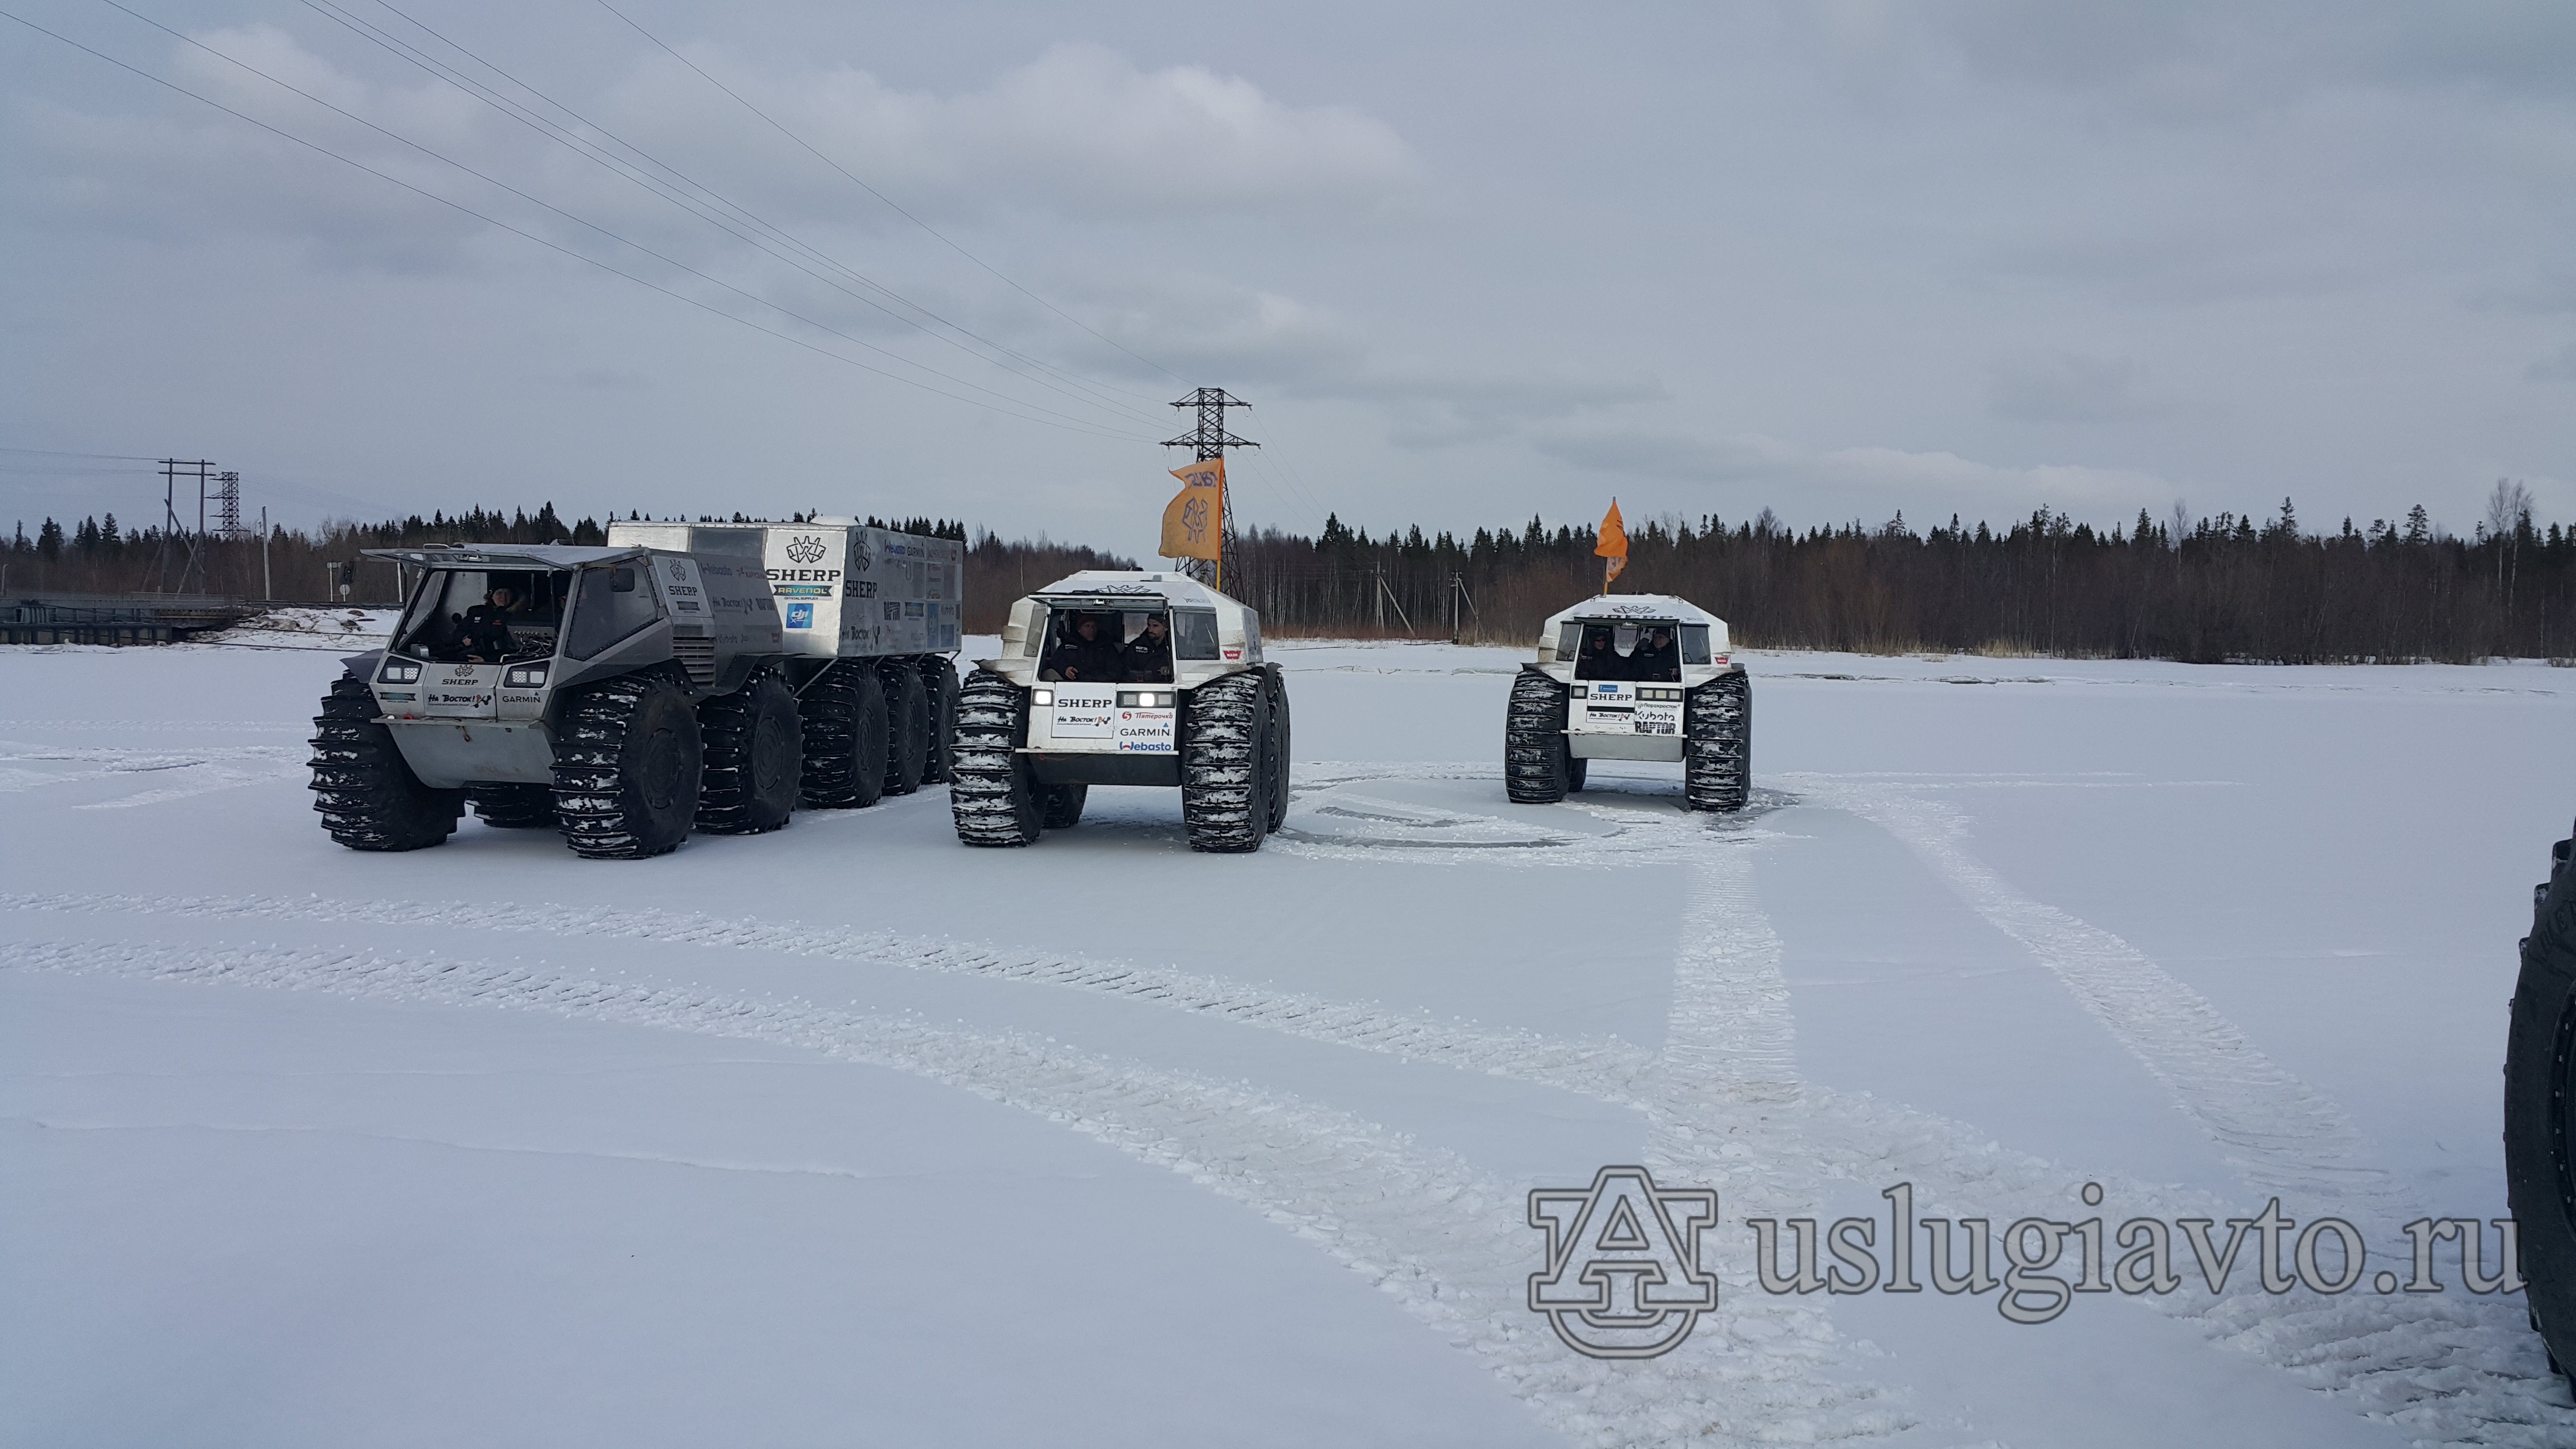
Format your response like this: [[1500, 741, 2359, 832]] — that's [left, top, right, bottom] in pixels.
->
[[1595, 499, 1628, 589], [1159, 457, 1224, 562]]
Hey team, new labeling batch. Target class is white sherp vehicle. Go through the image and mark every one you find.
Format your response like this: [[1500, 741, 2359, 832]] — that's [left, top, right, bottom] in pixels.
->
[[951, 571, 1289, 852], [310, 519, 961, 860], [1505, 594, 1750, 811]]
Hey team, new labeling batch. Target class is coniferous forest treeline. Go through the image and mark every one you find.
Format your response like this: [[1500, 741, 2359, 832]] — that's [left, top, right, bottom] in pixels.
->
[[2, 505, 1126, 637], [1222, 486, 2570, 664], [12, 488, 2574, 663]]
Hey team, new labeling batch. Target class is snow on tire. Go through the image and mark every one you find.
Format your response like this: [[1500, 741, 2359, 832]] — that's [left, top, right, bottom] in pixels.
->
[[1181, 670, 1271, 853], [950, 670, 1041, 847], [550, 672, 703, 860], [307, 676, 462, 851], [1503, 668, 1570, 805], [465, 783, 555, 829], [797, 660, 888, 810], [919, 657, 959, 784], [1684, 670, 1751, 813], [2509, 825, 2576, 1382], [881, 661, 931, 798], [695, 670, 802, 836]]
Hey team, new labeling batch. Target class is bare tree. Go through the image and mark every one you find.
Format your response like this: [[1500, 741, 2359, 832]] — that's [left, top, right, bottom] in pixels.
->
[[2488, 478, 2536, 601]]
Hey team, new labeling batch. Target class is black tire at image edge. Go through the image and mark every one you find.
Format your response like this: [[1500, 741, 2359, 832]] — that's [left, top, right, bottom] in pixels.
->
[[2507, 840, 2576, 1381]]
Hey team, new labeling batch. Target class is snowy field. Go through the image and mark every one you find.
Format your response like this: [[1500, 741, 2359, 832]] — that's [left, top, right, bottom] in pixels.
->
[[7, 624, 2576, 1447]]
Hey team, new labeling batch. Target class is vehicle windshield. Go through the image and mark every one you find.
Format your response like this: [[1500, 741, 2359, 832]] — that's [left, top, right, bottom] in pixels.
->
[[394, 569, 567, 663], [1037, 605, 1176, 682], [1570, 619, 1683, 682]]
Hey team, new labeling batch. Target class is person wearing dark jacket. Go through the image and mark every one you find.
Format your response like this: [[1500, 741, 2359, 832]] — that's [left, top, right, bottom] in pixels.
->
[[1119, 613, 1173, 682], [1573, 625, 1628, 681], [459, 586, 517, 662], [1628, 627, 1680, 682], [1043, 612, 1122, 682]]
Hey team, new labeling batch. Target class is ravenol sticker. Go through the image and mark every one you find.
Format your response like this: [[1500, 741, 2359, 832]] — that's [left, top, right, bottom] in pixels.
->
[[785, 602, 814, 629]]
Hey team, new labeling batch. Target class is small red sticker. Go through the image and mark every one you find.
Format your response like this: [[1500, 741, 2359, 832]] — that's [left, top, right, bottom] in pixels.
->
[[1224, 649, 1241, 660]]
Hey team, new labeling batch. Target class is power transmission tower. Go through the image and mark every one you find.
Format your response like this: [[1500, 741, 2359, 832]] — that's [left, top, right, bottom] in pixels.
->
[[151, 458, 214, 594], [1161, 387, 1256, 590], [213, 471, 244, 540]]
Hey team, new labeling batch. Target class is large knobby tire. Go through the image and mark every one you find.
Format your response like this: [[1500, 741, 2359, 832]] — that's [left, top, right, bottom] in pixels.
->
[[1041, 783, 1089, 829], [467, 783, 556, 829], [1264, 670, 1293, 833], [552, 672, 704, 859], [2507, 827, 2576, 1381], [1181, 670, 1271, 853], [1505, 669, 1572, 805], [951, 669, 1042, 846], [308, 676, 462, 851], [920, 657, 960, 784], [696, 671, 802, 835], [882, 662, 931, 797], [798, 661, 889, 809], [1684, 670, 1751, 813]]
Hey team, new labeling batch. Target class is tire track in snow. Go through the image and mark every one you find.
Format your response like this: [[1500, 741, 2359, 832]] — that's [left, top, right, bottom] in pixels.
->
[[0, 889, 1663, 1113], [0, 936, 1895, 1449], [1800, 775, 2408, 1219], [12, 840, 2566, 1437], [1790, 774, 2575, 1444]]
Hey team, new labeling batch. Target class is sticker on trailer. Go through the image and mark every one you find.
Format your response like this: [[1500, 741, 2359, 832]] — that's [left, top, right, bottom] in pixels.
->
[[785, 602, 814, 629]]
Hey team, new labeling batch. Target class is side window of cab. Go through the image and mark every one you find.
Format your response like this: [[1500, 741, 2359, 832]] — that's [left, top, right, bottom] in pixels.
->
[[1172, 610, 1220, 661], [566, 564, 663, 659]]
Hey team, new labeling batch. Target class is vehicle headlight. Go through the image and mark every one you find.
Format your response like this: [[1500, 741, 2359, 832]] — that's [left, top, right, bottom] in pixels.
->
[[1031, 687, 1053, 706], [378, 660, 421, 684], [504, 663, 549, 688], [1116, 691, 1174, 707]]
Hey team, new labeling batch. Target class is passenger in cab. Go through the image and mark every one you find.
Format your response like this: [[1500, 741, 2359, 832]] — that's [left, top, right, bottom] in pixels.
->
[[1120, 612, 1174, 682], [1629, 626, 1680, 682], [1043, 612, 1122, 682], [1574, 624, 1627, 681], [459, 585, 517, 662]]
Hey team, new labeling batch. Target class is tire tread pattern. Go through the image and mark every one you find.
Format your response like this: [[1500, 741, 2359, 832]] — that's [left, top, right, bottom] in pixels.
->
[[950, 670, 1040, 846], [308, 676, 462, 850]]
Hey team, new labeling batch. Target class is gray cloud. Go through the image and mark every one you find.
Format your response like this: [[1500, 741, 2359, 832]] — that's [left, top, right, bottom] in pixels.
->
[[2531, 343, 2576, 384], [1987, 351, 2160, 424], [0, 0, 2568, 559]]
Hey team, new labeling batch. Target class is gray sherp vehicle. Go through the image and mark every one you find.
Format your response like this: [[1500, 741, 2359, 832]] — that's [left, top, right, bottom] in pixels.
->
[[1504, 593, 1750, 811], [309, 519, 962, 859], [950, 571, 1289, 852]]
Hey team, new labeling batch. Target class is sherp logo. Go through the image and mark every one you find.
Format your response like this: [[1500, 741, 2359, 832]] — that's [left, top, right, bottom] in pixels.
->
[[784, 534, 829, 564], [1528, 1166, 1719, 1358]]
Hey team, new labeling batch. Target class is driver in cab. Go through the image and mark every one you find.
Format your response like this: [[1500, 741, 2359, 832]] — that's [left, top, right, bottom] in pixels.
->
[[1042, 612, 1122, 682], [1573, 624, 1628, 681], [457, 585, 517, 663]]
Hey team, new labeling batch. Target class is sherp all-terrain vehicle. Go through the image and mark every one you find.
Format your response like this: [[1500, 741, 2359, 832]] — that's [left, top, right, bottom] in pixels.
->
[[950, 571, 1289, 852], [308, 518, 962, 859], [2507, 821, 2576, 1379], [1504, 594, 1749, 810]]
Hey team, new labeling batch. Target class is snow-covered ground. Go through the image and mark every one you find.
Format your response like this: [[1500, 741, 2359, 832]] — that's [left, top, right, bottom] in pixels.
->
[[6, 628, 2575, 1446]]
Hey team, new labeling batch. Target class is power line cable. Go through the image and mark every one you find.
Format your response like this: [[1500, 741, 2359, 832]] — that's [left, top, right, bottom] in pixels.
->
[[24, 6, 1148, 443], [0, 445, 163, 461], [301, 0, 1171, 431], [95, 0, 1155, 441], [590, 0, 1191, 391]]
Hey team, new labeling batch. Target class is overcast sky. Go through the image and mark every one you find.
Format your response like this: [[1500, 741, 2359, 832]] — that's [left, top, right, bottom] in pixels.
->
[[3, 1, 2570, 559]]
